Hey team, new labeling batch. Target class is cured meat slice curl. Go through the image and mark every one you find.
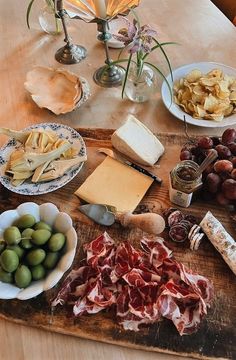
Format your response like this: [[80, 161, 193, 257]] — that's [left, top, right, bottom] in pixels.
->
[[52, 232, 213, 336]]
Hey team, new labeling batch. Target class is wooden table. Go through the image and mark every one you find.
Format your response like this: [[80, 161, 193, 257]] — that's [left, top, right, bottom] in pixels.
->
[[0, 1, 235, 359]]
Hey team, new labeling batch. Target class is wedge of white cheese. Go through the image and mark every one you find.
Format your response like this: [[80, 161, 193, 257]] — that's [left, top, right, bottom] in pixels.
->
[[111, 115, 164, 166]]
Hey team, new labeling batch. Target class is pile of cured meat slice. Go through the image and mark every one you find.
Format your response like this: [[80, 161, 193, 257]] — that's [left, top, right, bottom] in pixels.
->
[[52, 232, 214, 335]]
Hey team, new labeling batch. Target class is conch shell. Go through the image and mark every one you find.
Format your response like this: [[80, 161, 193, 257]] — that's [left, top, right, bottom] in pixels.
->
[[24, 67, 82, 115]]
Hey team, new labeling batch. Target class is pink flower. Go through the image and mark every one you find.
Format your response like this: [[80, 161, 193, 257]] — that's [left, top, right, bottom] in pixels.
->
[[112, 17, 157, 55]]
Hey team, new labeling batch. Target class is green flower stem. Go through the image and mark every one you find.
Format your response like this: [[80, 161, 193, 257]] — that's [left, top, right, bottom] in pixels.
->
[[151, 37, 174, 81], [26, 0, 36, 28], [122, 53, 133, 99]]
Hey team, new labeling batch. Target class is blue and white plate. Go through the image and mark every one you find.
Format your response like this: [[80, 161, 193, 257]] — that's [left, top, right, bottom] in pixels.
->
[[0, 123, 86, 195]]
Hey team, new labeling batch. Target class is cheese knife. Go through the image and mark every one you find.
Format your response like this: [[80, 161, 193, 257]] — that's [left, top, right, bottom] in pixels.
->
[[79, 204, 166, 235], [98, 148, 162, 184]]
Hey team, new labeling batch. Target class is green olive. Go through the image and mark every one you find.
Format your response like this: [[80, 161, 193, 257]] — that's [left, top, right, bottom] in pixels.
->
[[26, 248, 46, 266], [31, 229, 51, 246], [6, 245, 25, 259], [14, 265, 32, 288], [15, 214, 36, 229], [0, 249, 19, 272], [48, 233, 66, 252], [20, 238, 33, 249], [0, 267, 13, 283], [21, 228, 34, 240], [43, 252, 59, 269], [31, 264, 46, 280], [3, 226, 21, 245], [34, 221, 52, 232]]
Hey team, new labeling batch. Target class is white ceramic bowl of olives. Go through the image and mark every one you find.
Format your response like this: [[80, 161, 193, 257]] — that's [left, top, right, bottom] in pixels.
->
[[0, 202, 77, 300]]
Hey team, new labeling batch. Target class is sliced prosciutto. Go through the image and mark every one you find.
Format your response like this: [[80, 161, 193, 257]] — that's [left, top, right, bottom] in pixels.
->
[[52, 232, 213, 336]]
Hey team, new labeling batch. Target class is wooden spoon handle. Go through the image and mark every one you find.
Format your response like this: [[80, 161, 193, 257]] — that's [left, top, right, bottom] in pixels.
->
[[116, 212, 166, 235]]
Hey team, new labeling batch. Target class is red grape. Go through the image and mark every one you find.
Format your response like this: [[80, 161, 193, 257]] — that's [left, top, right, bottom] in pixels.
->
[[214, 160, 233, 173], [211, 136, 221, 146], [231, 169, 236, 180], [179, 131, 236, 208], [216, 192, 231, 206], [227, 143, 236, 156], [221, 128, 236, 145], [197, 137, 213, 149], [231, 157, 236, 167], [205, 173, 221, 193], [222, 179, 236, 200], [180, 150, 192, 161], [215, 144, 231, 159]]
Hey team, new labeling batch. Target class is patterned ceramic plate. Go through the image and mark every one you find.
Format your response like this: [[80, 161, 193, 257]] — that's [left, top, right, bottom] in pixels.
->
[[0, 123, 86, 195]]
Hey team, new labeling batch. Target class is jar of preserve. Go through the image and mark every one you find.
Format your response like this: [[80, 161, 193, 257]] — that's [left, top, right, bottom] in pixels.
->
[[169, 160, 203, 207]]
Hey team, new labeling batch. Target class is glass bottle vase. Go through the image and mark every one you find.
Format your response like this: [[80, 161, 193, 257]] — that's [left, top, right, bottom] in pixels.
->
[[38, 1, 62, 35], [124, 62, 158, 103]]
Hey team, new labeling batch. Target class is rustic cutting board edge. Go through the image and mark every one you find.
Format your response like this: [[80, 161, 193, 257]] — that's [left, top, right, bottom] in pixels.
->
[[0, 313, 229, 360]]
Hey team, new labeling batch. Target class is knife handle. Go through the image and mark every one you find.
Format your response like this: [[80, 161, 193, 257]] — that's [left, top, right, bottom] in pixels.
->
[[116, 212, 166, 235], [128, 163, 162, 184]]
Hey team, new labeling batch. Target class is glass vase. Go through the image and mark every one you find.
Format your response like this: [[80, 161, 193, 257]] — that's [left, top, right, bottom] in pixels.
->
[[38, 2, 62, 35], [124, 62, 158, 103]]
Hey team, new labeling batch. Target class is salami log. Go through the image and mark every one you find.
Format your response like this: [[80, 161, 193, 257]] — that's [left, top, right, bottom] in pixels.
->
[[200, 211, 236, 275]]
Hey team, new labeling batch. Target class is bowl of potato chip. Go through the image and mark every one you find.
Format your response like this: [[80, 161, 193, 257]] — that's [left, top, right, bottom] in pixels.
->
[[0, 123, 87, 195], [161, 62, 236, 127]]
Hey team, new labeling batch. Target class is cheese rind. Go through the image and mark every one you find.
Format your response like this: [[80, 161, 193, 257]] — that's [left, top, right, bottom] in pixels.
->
[[75, 156, 153, 213], [111, 115, 164, 166]]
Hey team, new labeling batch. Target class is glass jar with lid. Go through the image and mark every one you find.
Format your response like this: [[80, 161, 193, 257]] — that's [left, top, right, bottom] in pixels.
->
[[169, 160, 203, 207]]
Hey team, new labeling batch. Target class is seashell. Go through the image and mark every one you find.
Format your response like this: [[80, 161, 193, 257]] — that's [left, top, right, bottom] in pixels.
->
[[24, 66, 90, 115], [64, 0, 140, 21]]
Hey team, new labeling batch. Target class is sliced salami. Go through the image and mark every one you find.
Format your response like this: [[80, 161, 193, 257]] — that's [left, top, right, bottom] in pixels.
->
[[162, 207, 178, 221], [190, 233, 205, 251], [168, 210, 184, 227], [179, 220, 193, 231], [188, 224, 201, 240], [169, 224, 188, 243], [163, 208, 200, 245], [184, 214, 198, 225]]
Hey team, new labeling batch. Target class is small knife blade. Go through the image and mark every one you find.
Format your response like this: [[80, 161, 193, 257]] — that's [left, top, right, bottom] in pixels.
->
[[79, 204, 116, 226], [98, 148, 162, 184]]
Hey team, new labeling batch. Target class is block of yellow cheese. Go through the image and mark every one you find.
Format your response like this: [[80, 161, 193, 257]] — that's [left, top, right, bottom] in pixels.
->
[[75, 156, 153, 213]]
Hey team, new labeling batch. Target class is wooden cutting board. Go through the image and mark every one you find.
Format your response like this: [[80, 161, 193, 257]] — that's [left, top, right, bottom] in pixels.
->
[[0, 128, 235, 360]]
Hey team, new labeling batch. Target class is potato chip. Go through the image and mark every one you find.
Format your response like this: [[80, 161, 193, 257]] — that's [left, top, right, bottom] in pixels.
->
[[230, 91, 236, 101], [173, 68, 236, 121], [185, 69, 202, 83], [207, 69, 223, 78]]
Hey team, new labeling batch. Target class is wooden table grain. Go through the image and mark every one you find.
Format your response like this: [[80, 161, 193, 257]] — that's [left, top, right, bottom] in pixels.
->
[[0, 1, 235, 359]]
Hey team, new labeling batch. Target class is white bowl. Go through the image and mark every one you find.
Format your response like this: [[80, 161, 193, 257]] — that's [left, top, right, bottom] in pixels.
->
[[0, 202, 77, 300], [100, 18, 126, 49]]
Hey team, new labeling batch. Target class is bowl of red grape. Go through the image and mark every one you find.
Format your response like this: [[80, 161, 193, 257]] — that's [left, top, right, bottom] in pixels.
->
[[180, 128, 236, 208]]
